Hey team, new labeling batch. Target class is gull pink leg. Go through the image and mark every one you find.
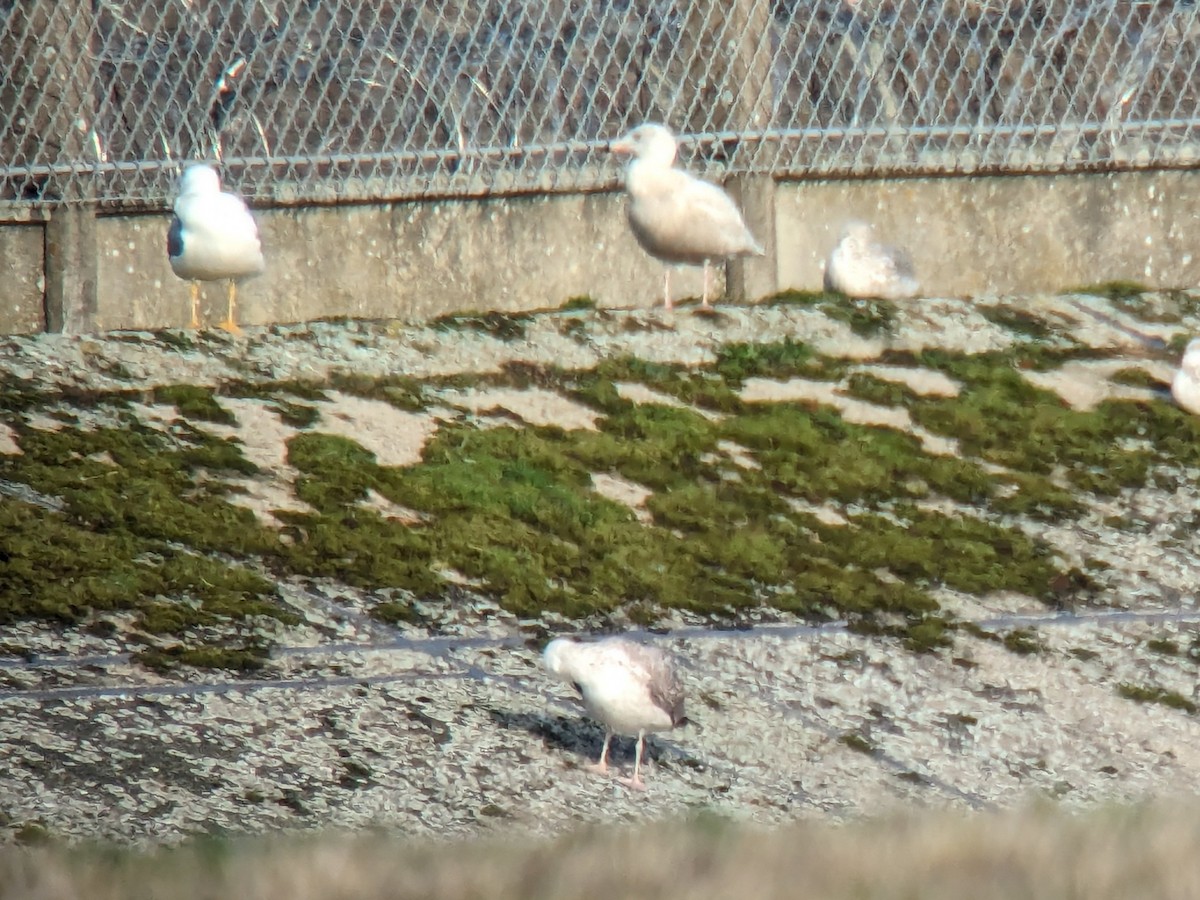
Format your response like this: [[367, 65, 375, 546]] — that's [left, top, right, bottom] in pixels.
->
[[663, 269, 672, 311], [618, 731, 649, 791], [585, 731, 612, 775]]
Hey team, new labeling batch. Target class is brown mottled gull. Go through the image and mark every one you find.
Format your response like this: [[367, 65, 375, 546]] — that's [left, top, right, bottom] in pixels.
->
[[1172, 337, 1200, 416], [168, 163, 265, 333], [611, 123, 764, 310], [824, 220, 919, 300], [543, 635, 686, 791]]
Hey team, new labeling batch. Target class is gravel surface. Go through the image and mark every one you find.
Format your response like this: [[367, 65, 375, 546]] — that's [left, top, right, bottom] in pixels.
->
[[2, 291, 1200, 846]]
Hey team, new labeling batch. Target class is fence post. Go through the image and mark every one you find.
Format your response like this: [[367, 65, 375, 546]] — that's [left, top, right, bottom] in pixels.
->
[[720, 0, 777, 302], [677, 0, 778, 302], [44, 209, 99, 332], [37, 0, 99, 333], [725, 172, 777, 303]]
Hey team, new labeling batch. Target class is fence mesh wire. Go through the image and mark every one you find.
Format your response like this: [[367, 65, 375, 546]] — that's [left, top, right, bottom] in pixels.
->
[[1, 0, 1198, 214]]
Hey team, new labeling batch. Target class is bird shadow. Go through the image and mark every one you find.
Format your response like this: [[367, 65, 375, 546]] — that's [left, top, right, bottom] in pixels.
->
[[486, 706, 689, 769]]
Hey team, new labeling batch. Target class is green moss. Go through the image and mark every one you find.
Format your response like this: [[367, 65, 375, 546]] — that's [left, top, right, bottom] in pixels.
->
[[1070, 281, 1148, 301], [275, 401, 321, 428], [1146, 638, 1179, 656], [713, 339, 828, 384], [819, 296, 898, 337], [432, 310, 531, 342], [153, 385, 236, 425], [842, 373, 920, 408], [978, 306, 1057, 340], [372, 599, 423, 625], [0, 421, 295, 636], [14, 822, 53, 845], [224, 378, 329, 403], [593, 356, 744, 413], [136, 643, 270, 674], [327, 372, 426, 411], [989, 472, 1084, 521], [153, 329, 197, 352], [558, 317, 589, 343], [1168, 333, 1194, 355], [562, 296, 596, 310], [1117, 683, 1198, 714], [1106, 293, 1184, 324], [8, 341, 1183, 643], [1110, 367, 1168, 389], [288, 432, 379, 508], [849, 613, 956, 653], [1001, 629, 1045, 655], [839, 732, 876, 754], [763, 289, 840, 307], [963, 623, 1046, 655], [280, 433, 442, 596], [887, 350, 1200, 493]]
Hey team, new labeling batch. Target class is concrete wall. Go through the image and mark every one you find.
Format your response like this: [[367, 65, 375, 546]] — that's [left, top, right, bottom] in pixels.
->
[[0, 226, 47, 333], [89, 193, 705, 332], [2, 169, 1199, 334], [779, 170, 1200, 298]]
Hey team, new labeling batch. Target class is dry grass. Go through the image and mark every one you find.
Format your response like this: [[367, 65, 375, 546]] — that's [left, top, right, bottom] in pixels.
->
[[6, 802, 1200, 900]]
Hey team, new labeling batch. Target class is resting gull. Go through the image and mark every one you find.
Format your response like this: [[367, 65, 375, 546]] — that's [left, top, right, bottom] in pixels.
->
[[1172, 337, 1200, 416], [610, 123, 764, 310], [543, 635, 686, 791], [824, 220, 919, 300], [168, 163, 264, 333]]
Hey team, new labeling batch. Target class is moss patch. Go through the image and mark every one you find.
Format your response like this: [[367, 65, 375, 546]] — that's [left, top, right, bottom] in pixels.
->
[[978, 306, 1057, 340], [153, 385, 236, 425], [135, 643, 270, 674], [4, 336, 1197, 652], [432, 310, 532, 342], [1117, 683, 1197, 714], [818, 296, 898, 337], [0, 420, 297, 654], [878, 349, 1200, 493]]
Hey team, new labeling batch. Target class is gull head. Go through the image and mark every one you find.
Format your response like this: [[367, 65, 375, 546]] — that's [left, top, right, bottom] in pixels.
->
[[837, 219, 876, 250], [610, 123, 679, 169], [542, 637, 580, 682], [177, 163, 223, 197]]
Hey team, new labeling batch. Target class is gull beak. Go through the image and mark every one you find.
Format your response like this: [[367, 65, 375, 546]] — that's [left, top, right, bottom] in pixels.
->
[[609, 138, 634, 156]]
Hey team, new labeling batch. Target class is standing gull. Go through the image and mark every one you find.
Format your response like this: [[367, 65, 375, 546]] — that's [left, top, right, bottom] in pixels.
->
[[1172, 337, 1200, 416], [168, 163, 264, 333], [543, 635, 686, 791], [610, 123, 764, 310], [824, 220, 919, 300]]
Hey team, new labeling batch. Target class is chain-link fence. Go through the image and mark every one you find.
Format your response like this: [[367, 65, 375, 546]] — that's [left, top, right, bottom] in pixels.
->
[[2, 0, 1198, 215]]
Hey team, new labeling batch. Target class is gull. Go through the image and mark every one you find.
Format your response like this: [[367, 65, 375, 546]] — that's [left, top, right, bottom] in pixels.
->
[[610, 123, 764, 311], [167, 163, 264, 333], [543, 635, 687, 791], [1172, 337, 1200, 416], [824, 220, 919, 300]]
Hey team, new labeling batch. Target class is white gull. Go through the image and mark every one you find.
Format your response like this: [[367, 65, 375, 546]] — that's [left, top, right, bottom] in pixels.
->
[[1172, 337, 1200, 416], [610, 123, 763, 311], [543, 635, 687, 791], [168, 163, 265, 333], [824, 220, 919, 300]]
